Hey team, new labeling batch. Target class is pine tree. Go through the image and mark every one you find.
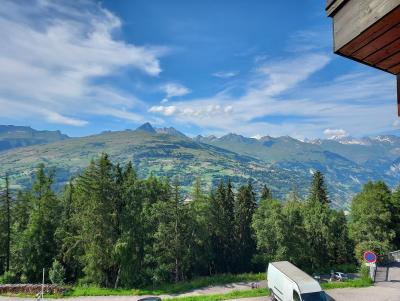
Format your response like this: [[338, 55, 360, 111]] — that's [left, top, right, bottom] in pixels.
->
[[234, 182, 257, 272], [260, 184, 272, 200], [73, 154, 120, 287], [302, 194, 331, 270], [210, 180, 235, 273], [19, 164, 60, 282], [189, 178, 213, 276], [308, 170, 329, 204], [56, 180, 83, 283], [0, 175, 11, 273], [152, 178, 191, 283], [303, 171, 332, 270]]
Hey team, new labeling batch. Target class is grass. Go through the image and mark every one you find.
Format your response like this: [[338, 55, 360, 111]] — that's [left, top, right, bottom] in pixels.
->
[[64, 273, 265, 297], [0, 274, 373, 299], [167, 288, 269, 301], [321, 278, 373, 290]]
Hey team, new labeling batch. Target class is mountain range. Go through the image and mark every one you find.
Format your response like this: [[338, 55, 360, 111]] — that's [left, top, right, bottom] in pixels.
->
[[1, 123, 400, 209]]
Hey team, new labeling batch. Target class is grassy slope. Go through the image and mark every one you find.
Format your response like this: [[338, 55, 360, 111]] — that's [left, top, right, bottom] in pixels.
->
[[0, 130, 307, 200]]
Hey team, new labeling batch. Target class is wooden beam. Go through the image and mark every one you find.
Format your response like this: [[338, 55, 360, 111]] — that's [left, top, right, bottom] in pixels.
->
[[326, 0, 349, 17], [333, 0, 400, 52], [390, 63, 400, 73], [364, 39, 400, 65], [352, 24, 400, 60], [378, 51, 400, 69], [398, 74, 400, 116]]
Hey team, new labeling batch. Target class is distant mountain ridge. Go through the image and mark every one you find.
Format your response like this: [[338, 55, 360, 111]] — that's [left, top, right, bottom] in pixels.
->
[[0, 125, 69, 152], [1, 122, 400, 209]]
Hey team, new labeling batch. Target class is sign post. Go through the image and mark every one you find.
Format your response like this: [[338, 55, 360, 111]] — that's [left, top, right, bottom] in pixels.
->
[[363, 251, 377, 282]]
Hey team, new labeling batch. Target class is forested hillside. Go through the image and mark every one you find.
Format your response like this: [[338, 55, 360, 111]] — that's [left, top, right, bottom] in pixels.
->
[[2, 123, 400, 208], [0, 155, 399, 288]]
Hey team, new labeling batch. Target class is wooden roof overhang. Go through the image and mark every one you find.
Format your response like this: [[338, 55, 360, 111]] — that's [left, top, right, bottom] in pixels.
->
[[327, 0, 400, 114]]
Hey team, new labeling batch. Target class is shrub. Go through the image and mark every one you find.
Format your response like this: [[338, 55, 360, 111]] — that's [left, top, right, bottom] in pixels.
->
[[49, 260, 66, 285], [0, 271, 17, 284], [359, 264, 370, 280]]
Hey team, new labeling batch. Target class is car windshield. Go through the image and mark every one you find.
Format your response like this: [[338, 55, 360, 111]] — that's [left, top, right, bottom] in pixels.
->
[[301, 291, 327, 301]]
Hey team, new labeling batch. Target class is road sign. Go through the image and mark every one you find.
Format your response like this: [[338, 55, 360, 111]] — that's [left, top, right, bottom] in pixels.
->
[[364, 251, 377, 263]]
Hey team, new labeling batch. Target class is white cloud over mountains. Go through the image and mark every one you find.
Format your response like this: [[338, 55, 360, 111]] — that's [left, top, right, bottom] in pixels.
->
[[323, 128, 349, 139], [150, 50, 396, 138], [0, 0, 165, 126], [0, 1, 397, 138]]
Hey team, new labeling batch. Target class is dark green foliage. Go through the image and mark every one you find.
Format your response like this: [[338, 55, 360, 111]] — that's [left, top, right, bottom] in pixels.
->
[[253, 174, 354, 273], [49, 260, 65, 285], [1, 156, 381, 288], [210, 180, 235, 273], [349, 181, 395, 261], [390, 185, 400, 249], [308, 170, 329, 204], [260, 185, 272, 200], [0, 175, 11, 274], [233, 182, 257, 272], [14, 165, 61, 282]]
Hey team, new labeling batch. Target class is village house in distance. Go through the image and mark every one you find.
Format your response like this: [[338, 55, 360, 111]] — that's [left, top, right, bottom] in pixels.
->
[[326, 0, 400, 114]]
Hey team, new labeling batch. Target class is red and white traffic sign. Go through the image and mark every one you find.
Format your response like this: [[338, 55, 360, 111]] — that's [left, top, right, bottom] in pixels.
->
[[363, 251, 377, 263]]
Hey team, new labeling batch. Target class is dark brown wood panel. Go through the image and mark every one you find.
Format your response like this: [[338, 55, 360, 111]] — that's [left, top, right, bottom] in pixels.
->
[[397, 75, 400, 116], [378, 51, 400, 69], [338, 6, 400, 56], [352, 24, 400, 60], [364, 39, 400, 64], [390, 63, 400, 74]]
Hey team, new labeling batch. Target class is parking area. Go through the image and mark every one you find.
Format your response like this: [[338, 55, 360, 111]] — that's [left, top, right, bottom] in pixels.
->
[[226, 285, 400, 301]]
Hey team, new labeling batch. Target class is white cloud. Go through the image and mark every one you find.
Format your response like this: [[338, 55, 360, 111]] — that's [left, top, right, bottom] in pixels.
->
[[149, 48, 397, 138], [0, 0, 165, 126], [149, 105, 178, 116], [163, 83, 191, 98], [149, 104, 234, 118], [323, 128, 349, 139], [45, 112, 88, 126], [212, 71, 239, 78]]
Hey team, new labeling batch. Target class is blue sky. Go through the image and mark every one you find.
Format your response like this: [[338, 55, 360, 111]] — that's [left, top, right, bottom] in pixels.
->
[[0, 0, 397, 139]]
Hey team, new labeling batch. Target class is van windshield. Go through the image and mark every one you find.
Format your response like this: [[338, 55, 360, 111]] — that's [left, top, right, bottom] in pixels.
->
[[300, 291, 327, 301]]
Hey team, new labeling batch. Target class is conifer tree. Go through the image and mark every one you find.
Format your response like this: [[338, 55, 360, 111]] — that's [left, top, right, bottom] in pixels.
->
[[210, 180, 235, 273], [74, 154, 120, 287], [189, 178, 212, 276], [303, 171, 332, 270], [260, 184, 272, 200], [152, 178, 191, 283], [0, 175, 11, 273], [308, 170, 329, 204], [19, 164, 60, 282], [234, 182, 257, 272]]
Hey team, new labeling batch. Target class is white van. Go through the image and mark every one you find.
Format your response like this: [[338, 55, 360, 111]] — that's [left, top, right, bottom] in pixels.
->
[[267, 261, 329, 301]]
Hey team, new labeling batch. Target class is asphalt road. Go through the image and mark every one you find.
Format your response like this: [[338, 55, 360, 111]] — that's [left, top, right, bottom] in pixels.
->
[[227, 285, 400, 301]]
